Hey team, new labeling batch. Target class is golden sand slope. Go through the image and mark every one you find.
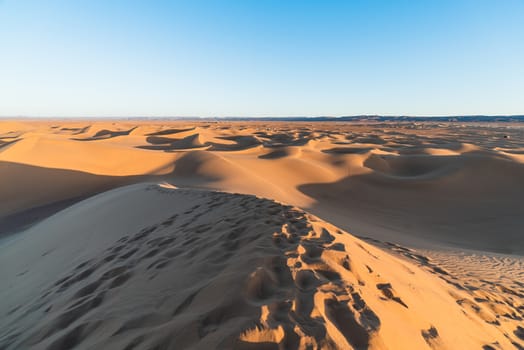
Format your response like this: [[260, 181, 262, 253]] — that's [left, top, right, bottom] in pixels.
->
[[1, 184, 522, 349], [1, 120, 523, 254]]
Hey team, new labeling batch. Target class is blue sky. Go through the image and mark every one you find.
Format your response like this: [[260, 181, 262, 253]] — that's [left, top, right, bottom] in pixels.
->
[[0, 0, 523, 117]]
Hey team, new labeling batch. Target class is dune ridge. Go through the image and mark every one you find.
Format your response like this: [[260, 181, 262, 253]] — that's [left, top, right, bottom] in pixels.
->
[[1, 184, 522, 349]]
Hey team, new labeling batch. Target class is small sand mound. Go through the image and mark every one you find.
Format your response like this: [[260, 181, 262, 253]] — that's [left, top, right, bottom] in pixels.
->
[[258, 147, 301, 159], [73, 126, 137, 141], [56, 125, 91, 135], [0, 184, 519, 349], [139, 134, 207, 151], [208, 135, 262, 151], [146, 127, 196, 136]]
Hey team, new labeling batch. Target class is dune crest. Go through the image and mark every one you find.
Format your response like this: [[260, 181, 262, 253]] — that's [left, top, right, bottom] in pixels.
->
[[0, 184, 521, 349]]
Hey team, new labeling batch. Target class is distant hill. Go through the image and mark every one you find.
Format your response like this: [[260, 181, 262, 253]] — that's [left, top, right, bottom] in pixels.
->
[[126, 115, 524, 122]]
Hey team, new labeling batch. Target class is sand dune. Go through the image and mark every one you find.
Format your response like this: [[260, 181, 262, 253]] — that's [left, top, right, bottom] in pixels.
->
[[1, 120, 523, 349], [1, 184, 521, 349], [2, 120, 522, 253], [301, 152, 524, 253], [0, 133, 175, 176], [72, 126, 137, 141], [138, 134, 208, 151]]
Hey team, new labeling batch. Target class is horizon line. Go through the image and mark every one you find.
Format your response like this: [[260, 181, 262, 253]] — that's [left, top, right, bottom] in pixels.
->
[[2, 114, 524, 119]]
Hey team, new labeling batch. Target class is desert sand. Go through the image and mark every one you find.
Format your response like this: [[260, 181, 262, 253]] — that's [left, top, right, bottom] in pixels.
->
[[0, 120, 523, 349]]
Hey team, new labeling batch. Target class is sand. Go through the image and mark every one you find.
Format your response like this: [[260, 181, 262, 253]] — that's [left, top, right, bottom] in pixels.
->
[[0, 120, 523, 349]]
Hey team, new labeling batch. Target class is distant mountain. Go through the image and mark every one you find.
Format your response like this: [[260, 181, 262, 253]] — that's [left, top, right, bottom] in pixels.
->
[[126, 115, 524, 122]]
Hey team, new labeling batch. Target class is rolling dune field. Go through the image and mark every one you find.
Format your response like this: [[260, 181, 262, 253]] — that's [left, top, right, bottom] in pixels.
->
[[0, 120, 523, 350]]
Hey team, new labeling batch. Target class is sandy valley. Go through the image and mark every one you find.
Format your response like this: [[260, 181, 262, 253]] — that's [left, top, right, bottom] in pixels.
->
[[0, 120, 523, 349]]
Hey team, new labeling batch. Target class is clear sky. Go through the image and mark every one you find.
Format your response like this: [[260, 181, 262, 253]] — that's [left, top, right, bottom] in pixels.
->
[[0, 0, 523, 117]]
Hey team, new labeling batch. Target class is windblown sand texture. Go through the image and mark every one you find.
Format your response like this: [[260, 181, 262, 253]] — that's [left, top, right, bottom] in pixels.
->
[[0, 120, 523, 349]]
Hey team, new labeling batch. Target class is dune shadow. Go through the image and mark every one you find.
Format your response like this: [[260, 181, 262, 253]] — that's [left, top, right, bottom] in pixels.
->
[[0, 138, 21, 150], [137, 134, 208, 151], [72, 126, 138, 141], [57, 125, 91, 135], [207, 135, 261, 151], [322, 147, 372, 155], [0, 152, 227, 236], [0, 161, 147, 236], [146, 127, 196, 136], [298, 153, 524, 254]]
